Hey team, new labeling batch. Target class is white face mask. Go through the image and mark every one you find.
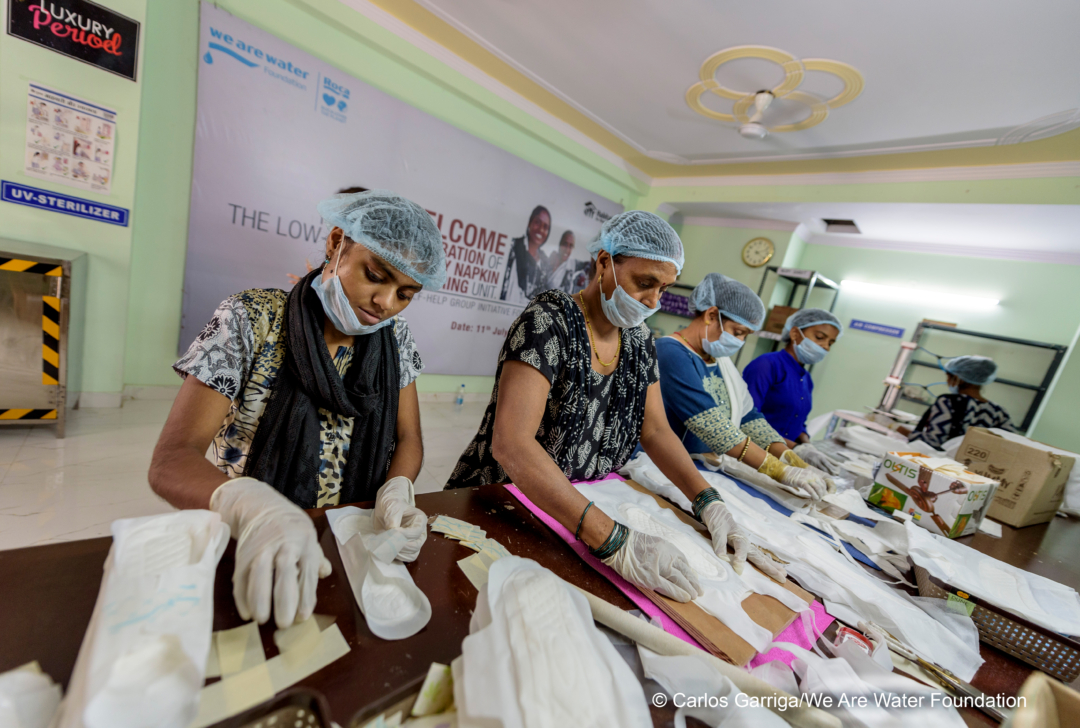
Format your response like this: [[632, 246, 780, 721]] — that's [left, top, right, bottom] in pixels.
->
[[310, 243, 394, 336], [598, 263, 659, 328]]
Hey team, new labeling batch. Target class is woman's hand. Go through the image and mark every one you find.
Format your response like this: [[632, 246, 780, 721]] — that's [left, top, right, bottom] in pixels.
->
[[601, 528, 703, 602], [698, 498, 787, 582]]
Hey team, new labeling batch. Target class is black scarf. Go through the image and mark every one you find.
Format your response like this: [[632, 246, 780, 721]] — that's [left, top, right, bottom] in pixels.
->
[[244, 268, 399, 507]]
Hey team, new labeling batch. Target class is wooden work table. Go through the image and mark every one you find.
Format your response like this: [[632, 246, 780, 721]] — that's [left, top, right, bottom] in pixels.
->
[[1, 483, 1078, 727]]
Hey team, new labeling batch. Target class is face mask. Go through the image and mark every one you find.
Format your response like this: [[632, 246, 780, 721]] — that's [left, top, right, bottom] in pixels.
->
[[948, 385, 960, 395], [310, 244, 395, 336], [794, 330, 828, 365], [702, 320, 744, 359], [598, 263, 658, 328]]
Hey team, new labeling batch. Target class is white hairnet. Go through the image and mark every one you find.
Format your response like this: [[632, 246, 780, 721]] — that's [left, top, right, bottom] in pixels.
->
[[689, 273, 765, 330], [944, 355, 998, 386], [586, 211, 684, 274], [317, 189, 446, 289], [781, 308, 844, 342]]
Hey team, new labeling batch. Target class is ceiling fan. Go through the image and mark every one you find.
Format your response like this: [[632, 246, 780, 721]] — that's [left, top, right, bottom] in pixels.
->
[[739, 91, 775, 139]]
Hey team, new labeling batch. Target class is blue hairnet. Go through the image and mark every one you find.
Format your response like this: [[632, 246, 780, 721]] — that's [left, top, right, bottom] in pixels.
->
[[317, 189, 446, 289], [781, 308, 844, 342], [689, 273, 766, 331], [586, 211, 684, 274], [944, 355, 998, 386]]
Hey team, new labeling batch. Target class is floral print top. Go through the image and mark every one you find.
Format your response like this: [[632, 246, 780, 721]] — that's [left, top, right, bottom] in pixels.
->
[[174, 289, 422, 507]]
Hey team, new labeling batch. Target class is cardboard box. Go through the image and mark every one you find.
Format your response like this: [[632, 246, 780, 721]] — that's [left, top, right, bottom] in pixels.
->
[[763, 306, 799, 335], [956, 427, 1075, 528], [868, 452, 998, 538]]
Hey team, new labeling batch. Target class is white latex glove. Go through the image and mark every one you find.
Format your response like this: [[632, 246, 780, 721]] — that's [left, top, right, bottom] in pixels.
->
[[373, 476, 428, 563], [699, 501, 787, 583], [793, 443, 843, 476], [778, 465, 830, 502], [210, 477, 332, 629], [601, 528, 703, 603]]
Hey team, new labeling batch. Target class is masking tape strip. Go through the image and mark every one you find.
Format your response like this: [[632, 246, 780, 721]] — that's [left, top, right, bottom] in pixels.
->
[[457, 554, 490, 591], [190, 663, 275, 728], [410, 662, 453, 717], [215, 621, 265, 675], [204, 641, 221, 679], [273, 616, 322, 670], [192, 623, 350, 727]]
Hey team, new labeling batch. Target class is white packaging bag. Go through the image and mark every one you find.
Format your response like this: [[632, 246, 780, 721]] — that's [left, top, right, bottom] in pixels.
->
[[57, 510, 229, 728], [327, 506, 431, 640]]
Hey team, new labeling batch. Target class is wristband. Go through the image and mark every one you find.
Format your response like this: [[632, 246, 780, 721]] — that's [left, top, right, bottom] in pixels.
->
[[575, 501, 594, 541]]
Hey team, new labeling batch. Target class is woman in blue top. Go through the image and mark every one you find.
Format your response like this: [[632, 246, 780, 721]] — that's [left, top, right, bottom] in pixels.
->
[[742, 308, 841, 472], [656, 274, 831, 500]]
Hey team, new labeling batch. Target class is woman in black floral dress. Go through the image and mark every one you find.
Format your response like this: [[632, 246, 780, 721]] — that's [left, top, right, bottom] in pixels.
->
[[447, 211, 787, 602]]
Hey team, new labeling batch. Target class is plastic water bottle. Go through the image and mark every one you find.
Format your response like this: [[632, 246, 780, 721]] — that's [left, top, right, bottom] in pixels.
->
[[455, 383, 465, 412]]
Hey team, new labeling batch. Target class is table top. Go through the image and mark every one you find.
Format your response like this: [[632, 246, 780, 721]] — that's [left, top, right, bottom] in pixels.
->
[[2, 484, 1078, 727]]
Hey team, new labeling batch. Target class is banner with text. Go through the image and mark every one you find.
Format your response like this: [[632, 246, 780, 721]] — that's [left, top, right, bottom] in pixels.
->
[[183, 3, 622, 374]]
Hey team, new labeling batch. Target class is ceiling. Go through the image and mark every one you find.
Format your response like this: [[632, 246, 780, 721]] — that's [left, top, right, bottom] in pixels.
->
[[395, 0, 1080, 165], [675, 202, 1080, 263]]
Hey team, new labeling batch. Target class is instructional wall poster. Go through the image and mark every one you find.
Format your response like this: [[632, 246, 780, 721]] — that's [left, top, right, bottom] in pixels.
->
[[183, 2, 622, 375], [25, 83, 115, 194]]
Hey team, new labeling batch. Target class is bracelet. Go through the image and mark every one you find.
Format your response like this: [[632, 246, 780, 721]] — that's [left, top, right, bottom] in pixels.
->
[[692, 487, 724, 520], [590, 522, 629, 560], [737, 438, 751, 463], [575, 501, 594, 541]]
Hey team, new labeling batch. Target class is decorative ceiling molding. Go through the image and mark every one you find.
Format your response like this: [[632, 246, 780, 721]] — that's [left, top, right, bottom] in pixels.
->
[[651, 160, 1080, 187], [998, 109, 1080, 146], [808, 235, 1080, 266], [682, 216, 799, 231], [334, 0, 1080, 177]]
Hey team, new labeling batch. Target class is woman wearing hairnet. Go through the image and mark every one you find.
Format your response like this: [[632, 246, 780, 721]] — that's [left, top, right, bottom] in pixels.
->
[[656, 276, 833, 500], [150, 190, 444, 629], [742, 308, 844, 474], [447, 212, 787, 603], [906, 355, 1014, 449]]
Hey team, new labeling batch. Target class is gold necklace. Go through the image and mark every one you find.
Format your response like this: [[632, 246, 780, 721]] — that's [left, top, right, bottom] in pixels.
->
[[674, 330, 711, 362], [579, 291, 620, 367]]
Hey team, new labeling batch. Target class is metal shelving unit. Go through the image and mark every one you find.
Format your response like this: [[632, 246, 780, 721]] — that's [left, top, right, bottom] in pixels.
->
[[879, 321, 1067, 433], [736, 267, 841, 365]]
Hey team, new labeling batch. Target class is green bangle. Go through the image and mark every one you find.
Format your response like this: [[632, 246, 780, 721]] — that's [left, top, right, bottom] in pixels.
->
[[590, 522, 628, 560], [692, 488, 724, 520], [575, 501, 594, 541]]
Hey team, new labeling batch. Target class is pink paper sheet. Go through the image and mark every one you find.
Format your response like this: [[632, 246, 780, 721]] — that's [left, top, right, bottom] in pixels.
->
[[505, 475, 836, 668]]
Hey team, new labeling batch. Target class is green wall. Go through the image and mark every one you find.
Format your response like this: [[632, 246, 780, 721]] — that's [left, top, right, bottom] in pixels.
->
[[783, 244, 1080, 438], [0, 0, 147, 400]]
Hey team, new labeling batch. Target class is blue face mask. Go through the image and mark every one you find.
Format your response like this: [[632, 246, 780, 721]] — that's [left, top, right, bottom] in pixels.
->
[[310, 245, 395, 336], [702, 320, 744, 359], [794, 330, 828, 365], [948, 384, 960, 395], [599, 263, 659, 328]]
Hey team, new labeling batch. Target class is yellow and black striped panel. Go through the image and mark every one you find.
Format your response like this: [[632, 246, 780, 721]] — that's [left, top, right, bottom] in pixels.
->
[[0, 409, 57, 420], [42, 295, 60, 385], [0, 257, 62, 276]]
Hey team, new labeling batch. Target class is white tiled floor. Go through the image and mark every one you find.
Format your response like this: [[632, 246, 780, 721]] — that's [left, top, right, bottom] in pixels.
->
[[0, 397, 486, 551]]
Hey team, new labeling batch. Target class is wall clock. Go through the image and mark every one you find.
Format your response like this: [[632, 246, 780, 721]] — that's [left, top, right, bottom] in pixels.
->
[[742, 237, 775, 267]]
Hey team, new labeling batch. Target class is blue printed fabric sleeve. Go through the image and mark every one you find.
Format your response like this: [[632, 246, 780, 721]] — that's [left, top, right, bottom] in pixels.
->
[[655, 338, 746, 455], [173, 296, 255, 401], [740, 408, 786, 449]]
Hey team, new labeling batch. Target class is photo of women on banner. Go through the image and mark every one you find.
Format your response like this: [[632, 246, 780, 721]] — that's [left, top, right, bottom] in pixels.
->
[[499, 205, 551, 304]]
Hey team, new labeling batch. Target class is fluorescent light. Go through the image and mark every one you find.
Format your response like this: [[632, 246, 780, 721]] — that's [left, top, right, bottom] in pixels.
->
[[841, 279, 999, 309]]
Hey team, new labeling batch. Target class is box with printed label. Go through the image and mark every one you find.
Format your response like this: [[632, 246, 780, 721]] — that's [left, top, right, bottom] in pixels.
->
[[763, 306, 799, 335], [957, 428, 1075, 528], [868, 452, 998, 538]]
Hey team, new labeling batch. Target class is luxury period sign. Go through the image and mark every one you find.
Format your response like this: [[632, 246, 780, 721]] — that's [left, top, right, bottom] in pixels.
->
[[183, 2, 622, 375]]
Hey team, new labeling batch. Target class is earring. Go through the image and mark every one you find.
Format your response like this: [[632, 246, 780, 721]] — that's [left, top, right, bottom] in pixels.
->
[[324, 257, 331, 264]]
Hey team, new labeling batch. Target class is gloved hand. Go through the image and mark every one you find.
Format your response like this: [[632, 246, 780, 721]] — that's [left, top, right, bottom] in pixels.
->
[[699, 500, 787, 583], [601, 528, 703, 603], [793, 443, 843, 476], [779, 465, 830, 501], [210, 477, 332, 629], [779, 449, 810, 469], [373, 475, 428, 562]]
